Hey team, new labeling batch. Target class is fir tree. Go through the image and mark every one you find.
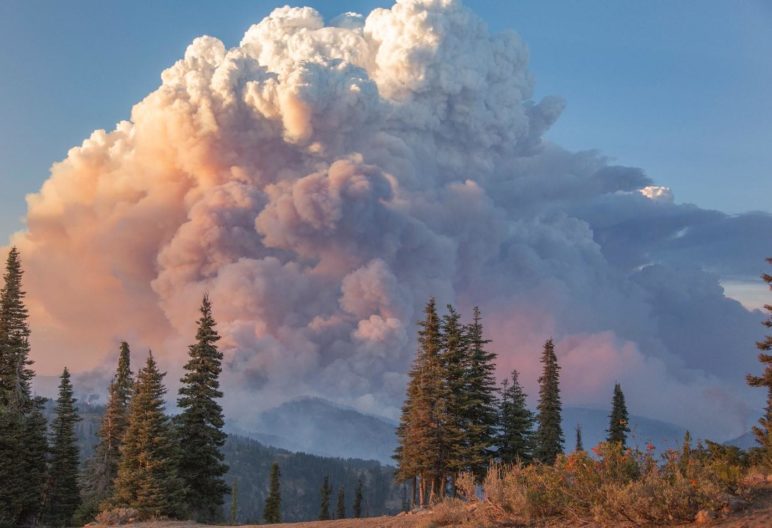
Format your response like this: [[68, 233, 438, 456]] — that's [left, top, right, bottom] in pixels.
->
[[176, 294, 228, 521], [43, 368, 81, 527], [0, 247, 33, 410], [440, 304, 469, 482], [394, 298, 449, 505], [336, 486, 346, 519], [353, 478, 364, 518], [497, 370, 534, 464], [263, 463, 281, 524], [113, 352, 184, 518], [575, 424, 584, 452], [462, 306, 498, 480], [535, 339, 563, 464], [747, 257, 772, 467], [607, 383, 630, 447], [0, 248, 46, 528], [82, 342, 133, 511], [319, 476, 331, 520], [229, 480, 238, 525]]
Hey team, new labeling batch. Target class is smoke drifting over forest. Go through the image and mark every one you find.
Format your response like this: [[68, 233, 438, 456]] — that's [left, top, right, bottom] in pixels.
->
[[6, 0, 771, 439]]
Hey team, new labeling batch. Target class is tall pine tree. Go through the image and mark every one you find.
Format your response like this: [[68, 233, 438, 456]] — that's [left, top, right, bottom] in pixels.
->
[[498, 370, 534, 464], [394, 298, 449, 505], [463, 307, 498, 479], [319, 476, 331, 520], [535, 339, 563, 464], [575, 424, 584, 453], [747, 257, 772, 467], [440, 304, 469, 483], [82, 342, 133, 512], [607, 383, 630, 447], [113, 352, 184, 518], [43, 368, 81, 527], [263, 462, 281, 524], [336, 486, 346, 519], [0, 247, 47, 528], [176, 294, 228, 521], [353, 478, 364, 518]]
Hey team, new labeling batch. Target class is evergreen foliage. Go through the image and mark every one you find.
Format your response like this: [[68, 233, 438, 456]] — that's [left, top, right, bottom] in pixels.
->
[[113, 352, 184, 518], [176, 294, 229, 521], [319, 476, 332, 520], [82, 342, 133, 511], [42, 368, 81, 527], [336, 486, 345, 519], [394, 298, 448, 504], [440, 305, 469, 480], [498, 370, 534, 464], [607, 383, 630, 447], [353, 478, 364, 518], [535, 339, 563, 464], [230, 480, 238, 525], [0, 247, 47, 528], [747, 257, 772, 467], [263, 462, 281, 524], [462, 306, 498, 480], [575, 424, 584, 452]]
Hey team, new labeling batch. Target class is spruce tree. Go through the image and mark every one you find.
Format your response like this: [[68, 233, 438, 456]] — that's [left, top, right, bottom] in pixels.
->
[[394, 298, 449, 505], [747, 257, 772, 467], [607, 383, 630, 447], [319, 476, 331, 520], [335, 486, 346, 519], [497, 370, 534, 464], [353, 478, 364, 518], [229, 480, 238, 525], [176, 294, 228, 521], [440, 304, 469, 482], [113, 352, 184, 518], [463, 307, 498, 479], [263, 462, 281, 524], [0, 247, 47, 528], [82, 342, 133, 511], [535, 339, 563, 464], [575, 424, 584, 452], [43, 368, 81, 527]]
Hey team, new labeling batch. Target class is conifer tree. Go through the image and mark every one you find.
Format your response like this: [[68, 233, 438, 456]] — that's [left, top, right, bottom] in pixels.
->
[[319, 476, 331, 520], [462, 306, 498, 479], [82, 342, 133, 510], [353, 478, 364, 518], [113, 352, 184, 518], [394, 298, 449, 505], [0, 248, 47, 527], [43, 368, 81, 527], [440, 304, 469, 481], [229, 480, 238, 525], [263, 463, 281, 524], [535, 339, 563, 464], [607, 383, 630, 447], [575, 424, 584, 452], [0, 247, 33, 409], [176, 294, 228, 521], [747, 257, 772, 467], [497, 370, 534, 464], [336, 486, 346, 519]]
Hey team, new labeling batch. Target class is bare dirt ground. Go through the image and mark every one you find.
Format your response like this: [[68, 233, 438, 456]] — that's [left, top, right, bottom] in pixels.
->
[[88, 485, 772, 528]]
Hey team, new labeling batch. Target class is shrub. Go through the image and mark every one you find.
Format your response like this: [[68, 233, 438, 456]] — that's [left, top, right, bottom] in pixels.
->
[[482, 441, 751, 525]]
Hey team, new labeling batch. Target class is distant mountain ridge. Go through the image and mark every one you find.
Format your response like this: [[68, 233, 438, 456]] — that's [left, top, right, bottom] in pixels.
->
[[235, 397, 690, 463]]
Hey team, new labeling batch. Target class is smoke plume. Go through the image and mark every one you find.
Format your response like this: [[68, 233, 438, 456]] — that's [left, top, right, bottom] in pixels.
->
[[7, 0, 771, 438]]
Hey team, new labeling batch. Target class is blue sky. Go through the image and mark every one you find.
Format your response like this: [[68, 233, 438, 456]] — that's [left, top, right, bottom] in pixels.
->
[[1, 0, 771, 244]]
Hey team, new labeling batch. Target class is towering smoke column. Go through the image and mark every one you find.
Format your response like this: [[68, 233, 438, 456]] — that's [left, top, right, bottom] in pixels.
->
[[8, 0, 771, 437]]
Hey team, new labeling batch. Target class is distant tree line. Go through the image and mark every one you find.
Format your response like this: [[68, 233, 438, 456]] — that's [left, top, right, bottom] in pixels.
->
[[394, 298, 635, 506]]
